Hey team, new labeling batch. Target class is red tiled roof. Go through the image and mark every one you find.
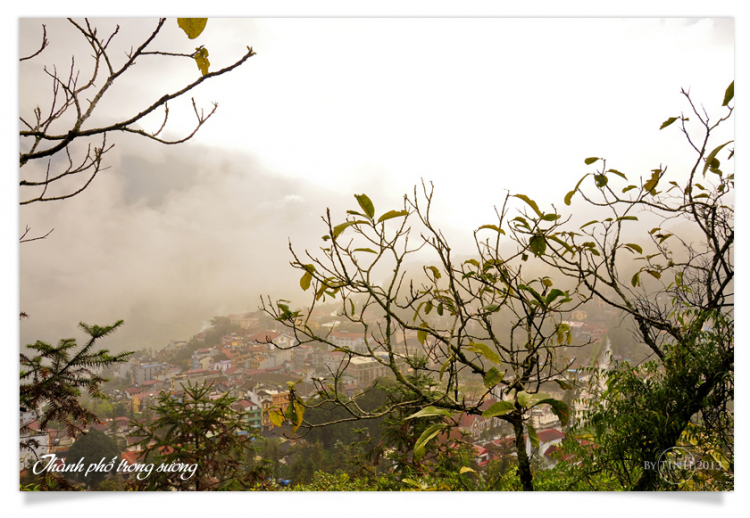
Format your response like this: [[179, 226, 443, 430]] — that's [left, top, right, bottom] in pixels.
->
[[473, 445, 489, 455], [121, 450, 141, 465], [536, 428, 565, 443], [459, 414, 476, 428]]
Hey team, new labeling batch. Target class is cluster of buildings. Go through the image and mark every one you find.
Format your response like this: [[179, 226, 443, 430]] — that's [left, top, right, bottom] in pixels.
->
[[22, 303, 621, 480]]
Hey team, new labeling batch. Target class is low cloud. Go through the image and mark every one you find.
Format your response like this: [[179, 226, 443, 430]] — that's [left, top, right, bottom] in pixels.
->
[[20, 143, 351, 353]]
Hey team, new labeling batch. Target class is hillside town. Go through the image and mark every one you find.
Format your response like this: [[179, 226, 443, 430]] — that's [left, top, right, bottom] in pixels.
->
[[21, 296, 651, 486]]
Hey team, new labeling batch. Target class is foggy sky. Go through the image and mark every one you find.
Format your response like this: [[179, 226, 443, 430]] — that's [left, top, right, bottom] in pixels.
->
[[17, 17, 735, 354]]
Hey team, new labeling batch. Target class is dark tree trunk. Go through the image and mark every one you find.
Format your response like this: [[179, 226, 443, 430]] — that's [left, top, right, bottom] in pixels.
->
[[512, 419, 534, 491]]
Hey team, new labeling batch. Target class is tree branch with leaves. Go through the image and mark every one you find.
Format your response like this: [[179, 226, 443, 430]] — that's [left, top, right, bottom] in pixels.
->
[[520, 82, 734, 490], [264, 183, 584, 490], [19, 18, 255, 207]]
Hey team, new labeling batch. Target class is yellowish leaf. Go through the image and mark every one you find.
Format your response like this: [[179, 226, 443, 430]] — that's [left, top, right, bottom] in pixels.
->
[[194, 47, 210, 76], [178, 18, 208, 39]]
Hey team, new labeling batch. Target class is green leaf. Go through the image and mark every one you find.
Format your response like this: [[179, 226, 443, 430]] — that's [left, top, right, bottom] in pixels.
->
[[466, 342, 502, 365], [526, 422, 540, 448], [657, 233, 672, 244], [459, 467, 476, 475], [548, 234, 575, 256], [193, 47, 210, 76], [660, 117, 679, 130], [315, 282, 327, 301], [564, 174, 589, 206], [482, 401, 515, 418], [519, 284, 545, 305], [406, 406, 453, 420], [464, 259, 480, 268], [513, 216, 530, 229], [417, 329, 428, 345], [292, 401, 305, 433], [631, 272, 640, 287], [354, 194, 375, 219], [710, 449, 731, 471], [477, 224, 506, 234], [702, 141, 733, 177], [643, 170, 660, 193], [300, 271, 313, 291], [622, 185, 638, 193], [554, 379, 573, 390], [541, 213, 560, 221], [426, 266, 442, 280], [353, 247, 377, 254], [333, 220, 368, 239], [413, 423, 448, 461], [545, 289, 566, 305], [536, 398, 570, 426], [580, 220, 599, 229], [617, 216, 638, 222], [483, 367, 504, 389], [439, 356, 453, 381], [482, 304, 501, 313], [529, 234, 546, 257], [268, 408, 284, 428], [584, 157, 600, 165], [624, 243, 643, 254], [514, 194, 544, 218], [722, 81, 734, 106], [516, 391, 532, 407], [178, 18, 208, 39], [377, 209, 408, 223], [517, 391, 551, 409], [607, 169, 627, 180], [594, 174, 608, 188]]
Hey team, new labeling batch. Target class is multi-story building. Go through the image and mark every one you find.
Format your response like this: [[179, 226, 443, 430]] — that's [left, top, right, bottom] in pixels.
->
[[256, 389, 291, 428], [133, 362, 163, 385], [330, 332, 367, 353], [232, 399, 262, 429], [347, 357, 390, 388]]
